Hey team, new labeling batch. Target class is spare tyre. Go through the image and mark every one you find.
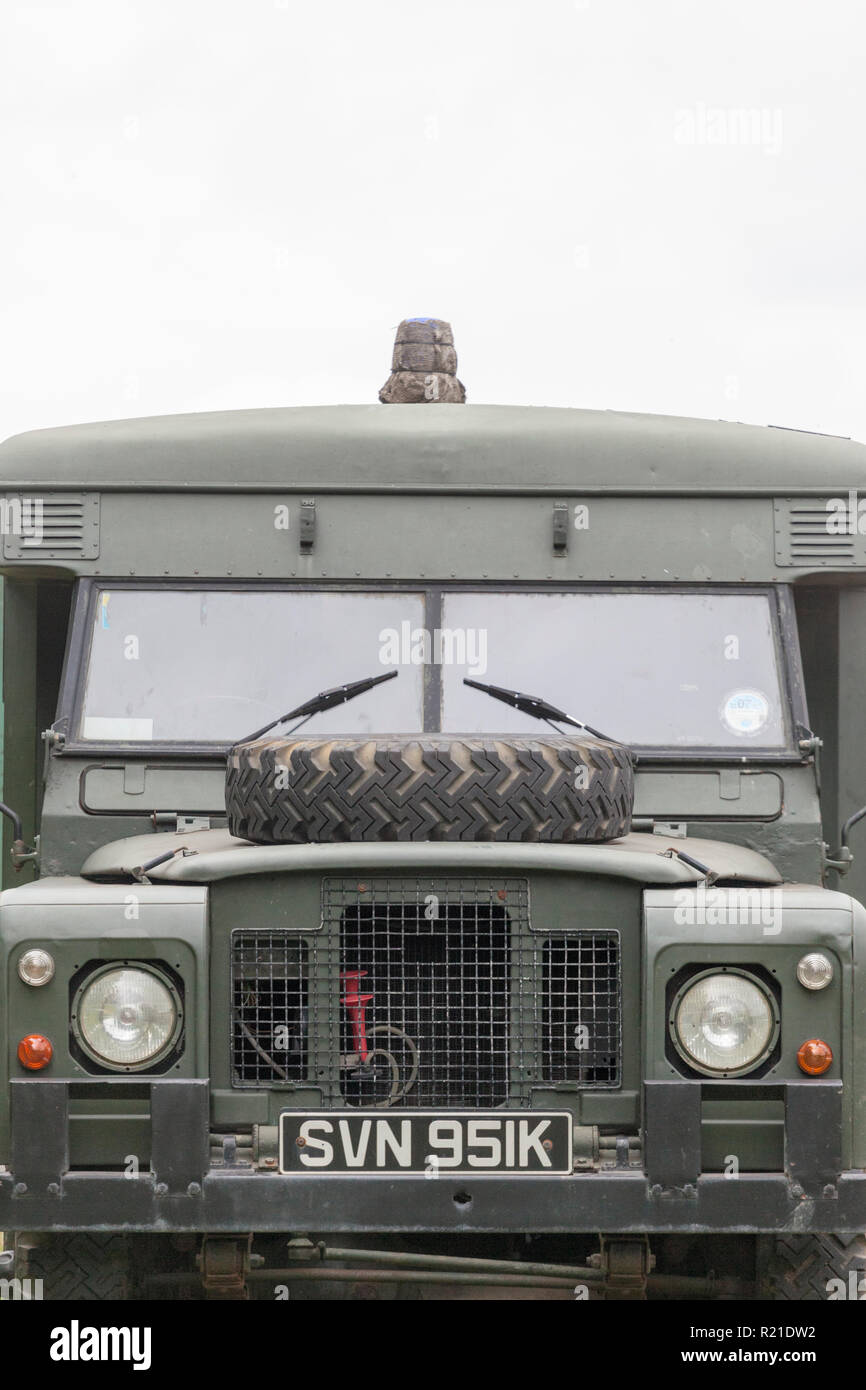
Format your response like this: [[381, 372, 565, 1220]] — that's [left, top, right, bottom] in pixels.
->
[[225, 733, 634, 845]]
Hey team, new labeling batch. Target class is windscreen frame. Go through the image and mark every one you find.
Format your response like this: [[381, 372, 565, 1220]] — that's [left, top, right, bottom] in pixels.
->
[[55, 578, 809, 762]]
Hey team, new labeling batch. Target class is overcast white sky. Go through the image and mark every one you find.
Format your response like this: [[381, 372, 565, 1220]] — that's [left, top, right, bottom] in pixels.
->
[[1, 0, 864, 444]]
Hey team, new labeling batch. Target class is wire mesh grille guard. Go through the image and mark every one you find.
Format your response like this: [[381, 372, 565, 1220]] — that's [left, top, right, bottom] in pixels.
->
[[231, 932, 309, 1086], [230, 879, 622, 1102], [541, 935, 621, 1086], [335, 878, 514, 1108]]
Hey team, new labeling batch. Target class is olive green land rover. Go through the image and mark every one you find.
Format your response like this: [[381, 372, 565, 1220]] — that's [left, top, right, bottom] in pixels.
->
[[2, 334, 866, 1299]]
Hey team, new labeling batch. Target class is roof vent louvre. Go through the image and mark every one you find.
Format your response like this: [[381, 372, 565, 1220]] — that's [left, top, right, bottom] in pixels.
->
[[774, 496, 865, 567], [1, 492, 100, 560]]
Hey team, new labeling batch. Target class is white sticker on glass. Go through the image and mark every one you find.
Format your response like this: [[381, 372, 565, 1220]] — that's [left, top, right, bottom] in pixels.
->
[[82, 717, 154, 741], [720, 690, 770, 737]]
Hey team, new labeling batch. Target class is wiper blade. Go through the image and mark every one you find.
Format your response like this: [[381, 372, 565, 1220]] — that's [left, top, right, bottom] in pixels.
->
[[234, 670, 397, 745], [463, 677, 620, 744]]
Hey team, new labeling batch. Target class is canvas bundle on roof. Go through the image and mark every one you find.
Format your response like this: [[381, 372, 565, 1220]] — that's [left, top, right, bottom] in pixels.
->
[[379, 316, 466, 403]]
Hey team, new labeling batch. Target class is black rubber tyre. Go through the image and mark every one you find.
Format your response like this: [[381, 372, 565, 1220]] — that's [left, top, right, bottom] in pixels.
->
[[226, 733, 634, 845], [14, 1232, 131, 1301], [758, 1233, 866, 1300]]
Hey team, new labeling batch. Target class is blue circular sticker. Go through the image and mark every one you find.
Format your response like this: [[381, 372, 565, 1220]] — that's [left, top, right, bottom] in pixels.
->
[[721, 689, 770, 737]]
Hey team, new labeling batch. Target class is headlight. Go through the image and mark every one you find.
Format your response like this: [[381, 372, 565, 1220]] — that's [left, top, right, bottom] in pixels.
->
[[672, 971, 777, 1076], [73, 965, 180, 1070]]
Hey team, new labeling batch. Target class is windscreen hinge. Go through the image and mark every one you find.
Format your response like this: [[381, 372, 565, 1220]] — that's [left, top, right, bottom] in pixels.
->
[[552, 501, 569, 554], [796, 725, 822, 791], [151, 813, 211, 834], [797, 727, 822, 756], [299, 498, 316, 552], [40, 722, 67, 783], [651, 821, 687, 839]]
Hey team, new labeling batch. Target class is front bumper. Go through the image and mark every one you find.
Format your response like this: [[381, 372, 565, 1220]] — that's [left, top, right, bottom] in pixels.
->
[[2, 1077, 862, 1235]]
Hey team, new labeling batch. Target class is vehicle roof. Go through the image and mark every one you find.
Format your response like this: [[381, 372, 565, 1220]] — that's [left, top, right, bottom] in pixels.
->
[[1, 403, 863, 494]]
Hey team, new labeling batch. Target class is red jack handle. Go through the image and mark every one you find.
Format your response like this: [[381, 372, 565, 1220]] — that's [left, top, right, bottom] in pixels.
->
[[340, 969, 374, 1063]]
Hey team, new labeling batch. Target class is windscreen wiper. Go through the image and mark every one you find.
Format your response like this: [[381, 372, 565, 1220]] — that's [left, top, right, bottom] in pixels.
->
[[463, 677, 620, 744], [234, 670, 398, 745]]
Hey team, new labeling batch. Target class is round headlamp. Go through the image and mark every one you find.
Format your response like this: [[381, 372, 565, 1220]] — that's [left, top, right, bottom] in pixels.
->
[[672, 970, 777, 1077], [73, 965, 180, 1070]]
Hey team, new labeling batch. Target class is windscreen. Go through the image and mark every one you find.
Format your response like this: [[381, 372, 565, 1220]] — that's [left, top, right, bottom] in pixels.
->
[[440, 591, 786, 746], [76, 586, 790, 749], [79, 590, 425, 742]]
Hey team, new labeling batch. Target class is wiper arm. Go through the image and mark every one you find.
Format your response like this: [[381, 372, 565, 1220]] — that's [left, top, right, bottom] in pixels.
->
[[463, 678, 620, 744], [234, 670, 398, 745]]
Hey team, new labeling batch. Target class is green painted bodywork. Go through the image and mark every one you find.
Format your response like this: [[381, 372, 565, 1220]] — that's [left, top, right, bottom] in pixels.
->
[[0, 879, 208, 1168], [1, 403, 864, 494], [79, 830, 783, 887], [1, 401, 865, 1227]]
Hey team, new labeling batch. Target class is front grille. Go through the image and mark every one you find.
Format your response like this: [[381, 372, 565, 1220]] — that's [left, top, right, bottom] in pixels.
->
[[542, 935, 621, 1085], [231, 932, 309, 1086], [229, 879, 622, 1103], [336, 880, 512, 1108]]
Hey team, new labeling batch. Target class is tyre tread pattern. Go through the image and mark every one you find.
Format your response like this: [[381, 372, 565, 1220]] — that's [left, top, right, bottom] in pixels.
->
[[226, 733, 634, 844], [15, 1233, 130, 1301], [761, 1233, 866, 1301]]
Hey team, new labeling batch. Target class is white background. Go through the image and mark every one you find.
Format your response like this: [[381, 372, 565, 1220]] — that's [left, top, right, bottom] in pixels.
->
[[1, 0, 863, 442]]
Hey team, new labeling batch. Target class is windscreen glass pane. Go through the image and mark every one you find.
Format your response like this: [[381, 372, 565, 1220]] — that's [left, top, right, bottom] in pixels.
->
[[80, 589, 425, 742], [440, 591, 787, 747]]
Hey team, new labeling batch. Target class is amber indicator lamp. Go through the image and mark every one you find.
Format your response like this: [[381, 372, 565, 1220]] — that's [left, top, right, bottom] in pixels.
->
[[17, 1033, 53, 1070], [796, 1038, 833, 1075]]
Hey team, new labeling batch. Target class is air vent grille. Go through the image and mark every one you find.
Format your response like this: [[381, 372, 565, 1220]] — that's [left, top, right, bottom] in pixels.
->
[[774, 496, 865, 567], [1, 492, 100, 560]]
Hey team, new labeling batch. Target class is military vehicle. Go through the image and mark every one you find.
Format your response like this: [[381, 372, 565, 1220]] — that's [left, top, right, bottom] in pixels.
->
[[2, 318, 866, 1300]]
